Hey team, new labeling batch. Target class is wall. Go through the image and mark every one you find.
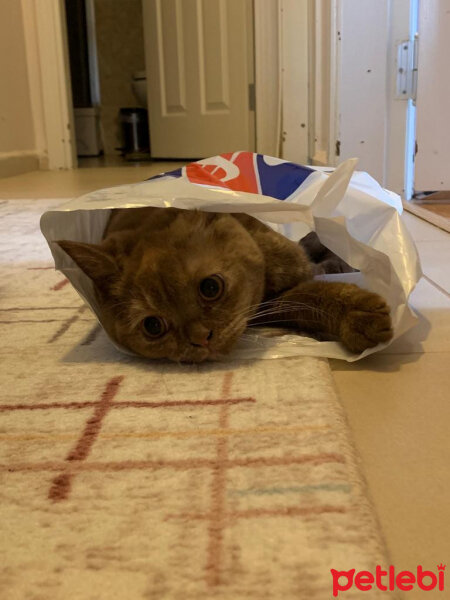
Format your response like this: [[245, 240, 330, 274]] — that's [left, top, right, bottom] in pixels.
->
[[0, 0, 38, 176], [94, 0, 146, 155]]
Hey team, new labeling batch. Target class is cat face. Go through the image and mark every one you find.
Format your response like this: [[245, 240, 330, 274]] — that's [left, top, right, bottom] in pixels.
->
[[57, 211, 265, 362]]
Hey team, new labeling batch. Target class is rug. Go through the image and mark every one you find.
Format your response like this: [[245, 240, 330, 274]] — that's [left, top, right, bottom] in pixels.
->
[[0, 199, 394, 599]]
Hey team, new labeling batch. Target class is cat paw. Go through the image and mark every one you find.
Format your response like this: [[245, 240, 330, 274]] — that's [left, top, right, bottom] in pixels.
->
[[340, 290, 393, 353]]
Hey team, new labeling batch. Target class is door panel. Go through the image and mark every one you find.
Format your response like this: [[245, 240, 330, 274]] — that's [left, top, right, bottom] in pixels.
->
[[415, 0, 450, 191], [156, 0, 186, 115], [199, 0, 230, 112], [143, 0, 254, 159]]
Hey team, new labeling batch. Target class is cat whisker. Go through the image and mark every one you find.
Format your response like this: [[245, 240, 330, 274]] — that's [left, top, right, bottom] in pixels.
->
[[229, 298, 330, 321], [247, 319, 325, 328], [219, 314, 247, 343], [251, 302, 333, 320]]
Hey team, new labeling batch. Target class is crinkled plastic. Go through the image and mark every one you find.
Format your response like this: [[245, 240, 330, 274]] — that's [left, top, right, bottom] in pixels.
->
[[40, 153, 422, 361]]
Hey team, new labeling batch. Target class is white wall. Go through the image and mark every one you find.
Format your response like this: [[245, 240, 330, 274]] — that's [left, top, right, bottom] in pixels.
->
[[0, 0, 38, 176], [0, 0, 77, 176]]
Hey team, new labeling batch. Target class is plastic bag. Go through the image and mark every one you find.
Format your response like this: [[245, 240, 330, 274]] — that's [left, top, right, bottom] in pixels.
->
[[40, 152, 421, 361]]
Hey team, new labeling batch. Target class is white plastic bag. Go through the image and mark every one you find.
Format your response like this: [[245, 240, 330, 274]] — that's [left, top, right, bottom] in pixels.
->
[[40, 154, 421, 361]]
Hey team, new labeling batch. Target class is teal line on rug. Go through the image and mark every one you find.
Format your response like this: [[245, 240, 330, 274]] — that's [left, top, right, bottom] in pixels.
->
[[228, 483, 352, 497]]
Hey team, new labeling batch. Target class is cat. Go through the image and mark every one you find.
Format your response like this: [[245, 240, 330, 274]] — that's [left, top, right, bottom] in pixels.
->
[[56, 207, 393, 362], [299, 231, 357, 275]]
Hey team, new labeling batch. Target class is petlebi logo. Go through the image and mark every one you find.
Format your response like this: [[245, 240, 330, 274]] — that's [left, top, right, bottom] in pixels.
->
[[330, 564, 446, 596]]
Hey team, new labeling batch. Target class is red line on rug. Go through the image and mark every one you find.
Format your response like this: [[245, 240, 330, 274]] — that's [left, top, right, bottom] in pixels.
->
[[229, 453, 346, 468], [66, 376, 124, 461], [168, 504, 349, 521], [0, 397, 255, 412], [221, 371, 233, 398], [114, 397, 254, 409], [4, 453, 345, 473], [0, 319, 72, 324], [47, 306, 87, 344], [0, 401, 99, 412], [205, 372, 233, 587], [206, 403, 229, 587], [0, 306, 82, 312], [6, 457, 214, 473], [226, 505, 349, 518], [47, 315, 79, 343], [48, 473, 72, 502], [48, 376, 124, 502], [80, 323, 102, 346], [51, 278, 69, 291]]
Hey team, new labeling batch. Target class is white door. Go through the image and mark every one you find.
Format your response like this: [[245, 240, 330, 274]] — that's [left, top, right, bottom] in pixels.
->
[[414, 0, 450, 191], [333, 0, 416, 197], [142, 0, 255, 159]]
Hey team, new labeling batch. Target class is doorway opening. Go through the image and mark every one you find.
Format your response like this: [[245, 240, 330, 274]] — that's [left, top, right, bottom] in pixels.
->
[[65, 0, 151, 168], [64, 0, 257, 168]]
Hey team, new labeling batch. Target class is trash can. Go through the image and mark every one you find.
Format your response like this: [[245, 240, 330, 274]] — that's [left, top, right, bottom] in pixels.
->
[[119, 108, 150, 160], [74, 107, 103, 157]]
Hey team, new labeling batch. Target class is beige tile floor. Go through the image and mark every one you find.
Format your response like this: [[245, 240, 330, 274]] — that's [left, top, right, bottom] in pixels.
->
[[1, 166, 449, 598], [0, 161, 186, 199], [334, 210, 450, 599]]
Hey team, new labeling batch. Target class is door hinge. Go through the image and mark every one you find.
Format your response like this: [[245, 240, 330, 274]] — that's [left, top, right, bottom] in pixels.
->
[[395, 34, 418, 103], [335, 140, 341, 157], [248, 83, 256, 111]]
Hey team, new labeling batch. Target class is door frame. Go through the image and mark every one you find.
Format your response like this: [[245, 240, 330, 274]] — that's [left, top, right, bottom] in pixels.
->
[[29, 0, 263, 168], [253, 0, 310, 164], [253, 0, 281, 157], [307, 0, 340, 167], [21, 0, 76, 170], [317, 0, 417, 197], [23, 0, 295, 169]]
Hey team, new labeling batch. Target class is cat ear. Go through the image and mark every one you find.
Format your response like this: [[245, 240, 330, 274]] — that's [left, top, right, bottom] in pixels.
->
[[55, 240, 119, 285]]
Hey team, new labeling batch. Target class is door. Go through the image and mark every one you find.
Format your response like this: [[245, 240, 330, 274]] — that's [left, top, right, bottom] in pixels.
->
[[334, 0, 416, 197], [142, 0, 255, 159], [414, 0, 450, 191]]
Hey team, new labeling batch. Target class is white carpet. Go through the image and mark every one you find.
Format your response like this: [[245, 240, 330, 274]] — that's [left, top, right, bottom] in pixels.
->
[[0, 199, 395, 599]]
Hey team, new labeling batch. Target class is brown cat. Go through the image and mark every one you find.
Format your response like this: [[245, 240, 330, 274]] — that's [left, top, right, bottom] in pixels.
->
[[56, 207, 393, 362]]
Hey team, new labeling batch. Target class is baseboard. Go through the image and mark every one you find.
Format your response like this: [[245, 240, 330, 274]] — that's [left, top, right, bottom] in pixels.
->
[[0, 151, 40, 178]]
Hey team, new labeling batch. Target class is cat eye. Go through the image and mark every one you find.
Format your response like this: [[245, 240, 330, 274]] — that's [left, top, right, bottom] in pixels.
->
[[199, 275, 224, 301], [142, 316, 168, 338]]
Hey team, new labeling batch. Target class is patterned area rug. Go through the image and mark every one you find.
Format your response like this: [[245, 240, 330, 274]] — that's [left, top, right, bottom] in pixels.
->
[[0, 199, 394, 599]]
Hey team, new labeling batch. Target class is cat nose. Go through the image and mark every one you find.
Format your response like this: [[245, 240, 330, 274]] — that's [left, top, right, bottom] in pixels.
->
[[189, 328, 213, 347]]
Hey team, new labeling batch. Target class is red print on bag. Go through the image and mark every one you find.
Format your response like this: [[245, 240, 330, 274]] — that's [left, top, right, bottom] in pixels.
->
[[185, 152, 259, 193], [331, 564, 445, 596]]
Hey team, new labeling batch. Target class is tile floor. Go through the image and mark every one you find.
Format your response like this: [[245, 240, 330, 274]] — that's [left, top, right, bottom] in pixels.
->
[[1, 165, 449, 599], [332, 210, 450, 599], [0, 161, 186, 199]]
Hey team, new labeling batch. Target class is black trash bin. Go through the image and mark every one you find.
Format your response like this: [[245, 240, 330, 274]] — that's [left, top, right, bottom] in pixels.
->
[[119, 108, 150, 160]]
